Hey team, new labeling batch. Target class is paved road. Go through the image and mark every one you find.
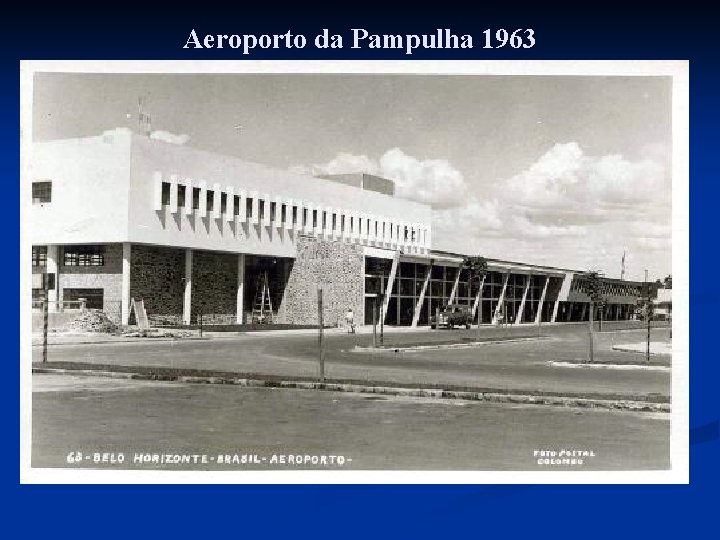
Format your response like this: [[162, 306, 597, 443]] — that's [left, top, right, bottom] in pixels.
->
[[32, 324, 672, 398], [32, 374, 670, 470]]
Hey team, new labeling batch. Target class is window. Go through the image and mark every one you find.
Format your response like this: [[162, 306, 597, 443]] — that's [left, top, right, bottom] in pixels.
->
[[64, 245, 105, 267], [192, 187, 201, 210], [246, 197, 254, 218], [206, 190, 214, 212], [178, 185, 186, 208], [233, 195, 240, 216], [32, 246, 47, 267], [63, 288, 104, 310], [220, 192, 227, 214], [258, 199, 265, 221], [270, 202, 276, 222], [281, 204, 287, 224], [332, 213, 337, 231], [312, 210, 318, 228], [292, 206, 298, 225], [341, 215, 345, 232], [161, 182, 171, 205], [322, 211, 327, 230], [302, 208, 308, 227], [32, 181, 52, 204]]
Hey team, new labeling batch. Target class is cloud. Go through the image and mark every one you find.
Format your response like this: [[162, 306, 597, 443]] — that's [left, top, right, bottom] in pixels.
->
[[150, 130, 190, 145], [292, 142, 671, 279], [506, 142, 669, 212], [295, 148, 467, 209]]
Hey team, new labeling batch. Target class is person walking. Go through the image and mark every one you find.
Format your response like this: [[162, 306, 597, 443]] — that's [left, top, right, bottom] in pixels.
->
[[345, 308, 355, 334]]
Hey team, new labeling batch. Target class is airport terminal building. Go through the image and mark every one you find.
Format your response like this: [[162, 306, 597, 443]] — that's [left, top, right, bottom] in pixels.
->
[[29, 128, 647, 327]]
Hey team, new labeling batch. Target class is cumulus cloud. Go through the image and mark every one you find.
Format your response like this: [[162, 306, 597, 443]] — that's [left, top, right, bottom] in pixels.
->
[[295, 148, 467, 209], [292, 142, 670, 279], [150, 130, 190, 145], [506, 142, 668, 212]]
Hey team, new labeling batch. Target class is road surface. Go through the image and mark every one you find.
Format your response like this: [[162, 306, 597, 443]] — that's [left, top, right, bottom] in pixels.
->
[[32, 374, 670, 470]]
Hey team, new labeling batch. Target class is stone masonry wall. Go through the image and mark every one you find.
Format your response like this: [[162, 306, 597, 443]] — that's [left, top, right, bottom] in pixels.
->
[[192, 250, 238, 325], [284, 236, 364, 326], [58, 243, 124, 323], [129, 245, 184, 324]]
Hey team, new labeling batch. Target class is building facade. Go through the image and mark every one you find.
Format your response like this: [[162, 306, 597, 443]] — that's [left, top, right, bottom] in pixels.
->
[[30, 129, 646, 327]]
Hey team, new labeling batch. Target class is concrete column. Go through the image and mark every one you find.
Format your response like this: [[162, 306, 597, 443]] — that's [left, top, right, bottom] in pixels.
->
[[382, 252, 400, 323], [183, 248, 193, 325], [471, 274, 487, 323], [121, 242, 131, 325], [551, 298, 560, 323], [236, 253, 245, 324], [535, 275, 550, 325], [447, 265, 461, 304], [515, 274, 531, 325], [492, 273, 510, 325], [411, 262, 432, 327], [46, 244, 59, 312]]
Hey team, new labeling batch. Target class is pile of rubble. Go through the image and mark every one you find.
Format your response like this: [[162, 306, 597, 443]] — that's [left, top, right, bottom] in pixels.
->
[[68, 310, 119, 333]]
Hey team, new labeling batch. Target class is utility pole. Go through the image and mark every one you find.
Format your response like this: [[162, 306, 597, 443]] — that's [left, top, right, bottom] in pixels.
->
[[317, 287, 325, 381], [42, 274, 50, 363], [644, 269, 651, 363]]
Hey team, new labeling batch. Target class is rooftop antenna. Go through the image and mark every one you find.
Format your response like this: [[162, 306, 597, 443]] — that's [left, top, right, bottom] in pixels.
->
[[138, 94, 152, 136], [621, 250, 626, 281]]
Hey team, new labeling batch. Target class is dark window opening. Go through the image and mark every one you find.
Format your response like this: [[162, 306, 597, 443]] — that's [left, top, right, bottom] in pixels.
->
[[332, 213, 337, 231], [32, 246, 47, 267], [32, 181, 52, 204], [233, 195, 240, 216], [206, 190, 215, 212], [161, 182, 171, 205], [270, 202, 277, 222], [312, 210, 318, 228], [178, 185, 186, 207], [192, 188, 201, 209], [258, 200, 265, 221], [220, 192, 227, 214], [63, 288, 104, 310], [292, 206, 298, 225], [322, 212, 327, 230], [63, 245, 105, 267], [246, 198, 254, 218], [302, 208, 308, 226], [281, 204, 287, 223], [341, 215, 345, 231]]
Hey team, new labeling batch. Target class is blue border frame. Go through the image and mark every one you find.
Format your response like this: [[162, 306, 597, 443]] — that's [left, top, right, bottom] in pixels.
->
[[7, 5, 717, 538]]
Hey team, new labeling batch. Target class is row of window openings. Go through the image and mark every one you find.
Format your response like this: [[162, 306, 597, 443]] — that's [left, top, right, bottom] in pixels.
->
[[32, 246, 105, 267], [161, 183, 422, 243]]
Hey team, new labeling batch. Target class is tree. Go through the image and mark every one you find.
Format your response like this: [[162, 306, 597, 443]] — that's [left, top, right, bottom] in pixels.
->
[[584, 271, 604, 362], [463, 256, 488, 333]]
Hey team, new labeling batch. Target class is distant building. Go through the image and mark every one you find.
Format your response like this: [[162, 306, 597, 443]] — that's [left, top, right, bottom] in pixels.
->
[[30, 128, 647, 327]]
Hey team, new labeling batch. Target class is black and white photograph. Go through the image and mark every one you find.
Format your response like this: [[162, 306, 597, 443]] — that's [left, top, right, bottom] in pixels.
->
[[20, 61, 688, 482]]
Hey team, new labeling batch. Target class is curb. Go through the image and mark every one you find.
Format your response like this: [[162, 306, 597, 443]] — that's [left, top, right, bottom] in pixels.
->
[[31, 336, 212, 347], [352, 336, 550, 353], [33, 367, 670, 414]]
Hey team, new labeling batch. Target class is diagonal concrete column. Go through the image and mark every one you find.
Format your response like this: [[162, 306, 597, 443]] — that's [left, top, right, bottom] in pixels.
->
[[382, 251, 401, 324], [447, 265, 461, 304], [411, 261, 432, 327], [535, 275, 550, 324], [471, 274, 487, 323], [515, 274, 531, 325], [492, 273, 510, 325]]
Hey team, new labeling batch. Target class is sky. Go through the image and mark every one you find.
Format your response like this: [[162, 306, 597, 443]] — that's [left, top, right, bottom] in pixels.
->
[[32, 72, 672, 281]]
